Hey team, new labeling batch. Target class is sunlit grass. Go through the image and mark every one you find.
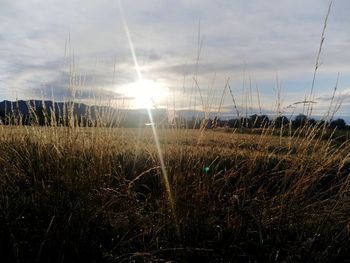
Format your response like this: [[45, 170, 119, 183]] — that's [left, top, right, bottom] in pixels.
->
[[0, 125, 349, 261]]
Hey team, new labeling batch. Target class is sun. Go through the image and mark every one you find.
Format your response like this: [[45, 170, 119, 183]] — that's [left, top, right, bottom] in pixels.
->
[[118, 79, 168, 109]]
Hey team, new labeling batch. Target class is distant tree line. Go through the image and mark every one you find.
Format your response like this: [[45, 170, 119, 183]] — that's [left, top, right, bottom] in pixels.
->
[[0, 100, 348, 130], [172, 113, 349, 130]]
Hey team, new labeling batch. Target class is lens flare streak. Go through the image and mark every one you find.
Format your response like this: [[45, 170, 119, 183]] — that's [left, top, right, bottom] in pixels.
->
[[118, 0, 176, 220]]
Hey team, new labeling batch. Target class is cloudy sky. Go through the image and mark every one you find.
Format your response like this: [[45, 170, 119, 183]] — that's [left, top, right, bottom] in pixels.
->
[[0, 0, 349, 118]]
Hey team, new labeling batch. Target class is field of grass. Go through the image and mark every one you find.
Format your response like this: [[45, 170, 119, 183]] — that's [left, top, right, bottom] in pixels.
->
[[0, 125, 349, 262]]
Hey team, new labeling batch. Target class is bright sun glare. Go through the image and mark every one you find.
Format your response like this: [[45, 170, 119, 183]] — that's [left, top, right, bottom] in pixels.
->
[[118, 79, 168, 109]]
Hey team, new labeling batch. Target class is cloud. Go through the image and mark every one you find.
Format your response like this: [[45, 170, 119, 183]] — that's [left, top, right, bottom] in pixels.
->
[[29, 84, 129, 102], [317, 88, 350, 103], [0, 0, 349, 116]]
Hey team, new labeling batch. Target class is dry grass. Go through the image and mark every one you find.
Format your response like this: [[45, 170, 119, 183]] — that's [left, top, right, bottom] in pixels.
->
[[0, 3, 348, 260], [0, 125, 349, 262]]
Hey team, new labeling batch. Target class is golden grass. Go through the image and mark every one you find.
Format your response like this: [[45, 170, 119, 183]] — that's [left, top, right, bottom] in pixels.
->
[[0, 125, 349, 262]]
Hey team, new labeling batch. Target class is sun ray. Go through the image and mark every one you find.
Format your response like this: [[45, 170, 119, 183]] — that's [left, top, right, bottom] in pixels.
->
[[118, 0, 178, 233]]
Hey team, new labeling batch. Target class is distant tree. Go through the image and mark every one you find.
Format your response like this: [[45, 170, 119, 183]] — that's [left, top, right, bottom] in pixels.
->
[[228, 119, 240, 128], [330, 118, 347, 129], [274, 115, 289, 128], [249, 114, 259, 128], [318, 120, 329, 128], [260, 115, 270, 127], [308, 118, 317, 126], [293, 114, 308, 127], [35, 106, 46, 126], [241, 117, 251, 128], [250, 114, 270, 128], [0, 109, 5, 124]]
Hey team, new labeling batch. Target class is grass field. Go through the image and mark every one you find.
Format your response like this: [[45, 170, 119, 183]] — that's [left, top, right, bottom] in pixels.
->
[[0, 125, 349, 262]]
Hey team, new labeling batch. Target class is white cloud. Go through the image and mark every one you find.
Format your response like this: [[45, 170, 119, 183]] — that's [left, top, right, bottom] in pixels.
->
[[0, 0, 349, 116]]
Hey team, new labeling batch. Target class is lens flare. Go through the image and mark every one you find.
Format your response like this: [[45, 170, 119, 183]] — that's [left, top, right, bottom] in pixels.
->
[[118, 0, 177, 230]]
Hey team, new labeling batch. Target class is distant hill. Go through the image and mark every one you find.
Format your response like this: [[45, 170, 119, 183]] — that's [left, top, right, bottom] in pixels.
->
[[0, 100, 168, 127], [1, 100, 348, 128]]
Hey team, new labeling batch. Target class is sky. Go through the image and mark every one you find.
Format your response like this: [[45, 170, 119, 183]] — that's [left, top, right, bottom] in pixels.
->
[[0, 0, 350, 119]]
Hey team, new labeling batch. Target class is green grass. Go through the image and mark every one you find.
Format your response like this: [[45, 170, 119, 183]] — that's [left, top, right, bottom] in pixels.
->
[[0, 126, 349, 262]]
